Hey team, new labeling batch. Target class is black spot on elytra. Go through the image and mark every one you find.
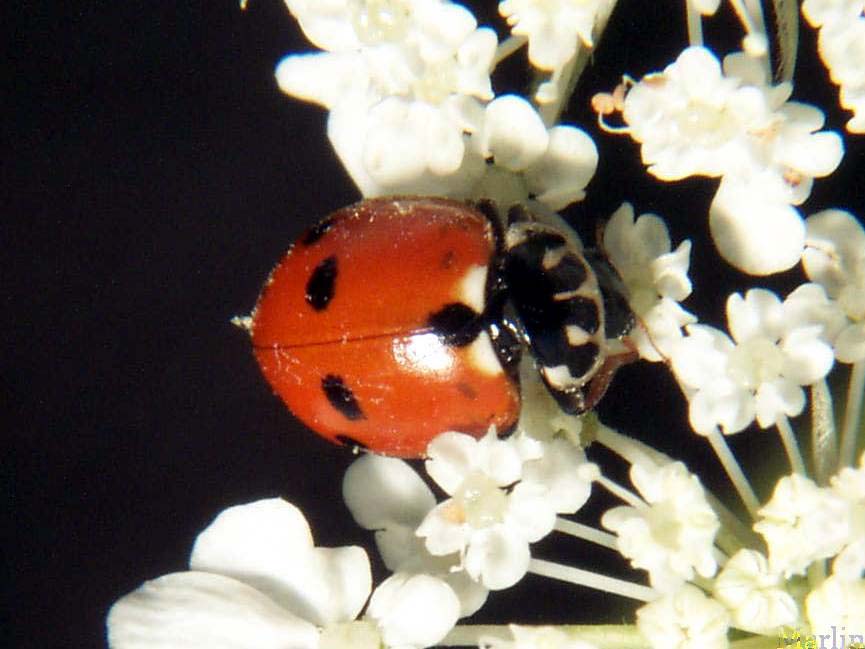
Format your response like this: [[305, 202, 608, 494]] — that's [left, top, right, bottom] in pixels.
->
[[456, 381, 478, 399], [305, 255, 337, 310], [427, 303, 481, 346], [322, 374, 365, 421], [301, 216, 336, 245]]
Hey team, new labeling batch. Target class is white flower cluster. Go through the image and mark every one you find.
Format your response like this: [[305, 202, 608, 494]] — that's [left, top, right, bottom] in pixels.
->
[[106, 451, 865, 649], [802, 0, 865, 133], [108, 2, 865, 649], [499, 0, 614, 104], [277, 0, 599, 210], [633, 454, 865, 648], [343, 430, 733, 649], [603, 46, 844, 275], [601, 461, 720, 592], [803, 209, 865, 363], [753, 455, 865, 635], [671, 287, 834, 435], [603, 200, 865, 436], [344, 429, 598, 596], [602, 202, 695, 361], [107, 498, 460, 649]]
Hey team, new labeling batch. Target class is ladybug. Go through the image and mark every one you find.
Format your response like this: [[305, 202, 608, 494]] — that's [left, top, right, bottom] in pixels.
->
[[246, 196, 633, 457]]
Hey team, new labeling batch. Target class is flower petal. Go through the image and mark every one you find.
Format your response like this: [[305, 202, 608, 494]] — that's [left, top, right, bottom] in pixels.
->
[[189, 498, 371, 626], [366, 573, 460, 649], [781, 326, 835, 384], [285, 0, 361, 52], [727, 288, 784, 344], [343, 455, 435, 530], [754, 379, 805, 427], [478, 95, 549, 171], [107, 571, 318, 649], [426, 432, 482, 494], [774, 131, 843, 178], [710, 180, 805, 275], [463, 526, 531, 590], [275, 52, 368, 108], [524, 125, 598, 210], [835, 323, 865, 363], [506, 481, 556, 542]]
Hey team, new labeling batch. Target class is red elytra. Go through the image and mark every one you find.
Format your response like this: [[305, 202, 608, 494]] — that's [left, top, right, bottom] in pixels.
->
[[251, 197, 520, 458]]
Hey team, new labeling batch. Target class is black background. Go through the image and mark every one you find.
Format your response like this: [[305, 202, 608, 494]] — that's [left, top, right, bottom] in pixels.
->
[[6, 2, 864, 648]]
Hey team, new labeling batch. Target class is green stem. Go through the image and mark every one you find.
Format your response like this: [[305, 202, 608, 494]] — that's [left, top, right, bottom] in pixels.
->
[[706, 430, 761, 518], [529, 558, 657, 602], [686, 0, 704, 46], [776, 415, 807, 475], [839, 361, 865, 468], [810, 379, 838, 484], [554, 517, 619, 550], [442, 624, 647, 648]]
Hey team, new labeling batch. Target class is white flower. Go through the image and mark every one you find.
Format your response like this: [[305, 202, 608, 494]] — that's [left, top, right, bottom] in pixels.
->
[[671, 324, 755, 435], [802, 0, 865, 28], [520, 437, 598, 514], [108, 499, 457, 649], [276, 0, 498, 197], [416, 430, 556, 590], [806, 574, 865, 640], [619, 46, 842, 274], [671, 289, 835, 434], [782, 282, 849, 349], [601, 461, 719, 592], [481, 624, 599, 649], [803, 1, 865, 133], [623, 46, 841, 187], [804, 209, 865, 363], [343, 434, 587, 596], [186, 499, 369, 627], [725, 290, 833, 422], [602, 202, 696, 360], [841, 82, 865, 133], [636, 584, 730, 649], [523, 124, 598, 210], [712, 549, 798, 633], [365, 573, 460, 649], [475, 96, 598, 210], [342, 454, 489, 617], [622, 46, 749, 181], [830, 453, 865, 569], [754, 474, 852, 577], [107, 499, 457, 649], [108, 572, 321, 649], [833, 538, 865, 579], [499, 0, 611, 70], [478, 95, 550, 171]]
